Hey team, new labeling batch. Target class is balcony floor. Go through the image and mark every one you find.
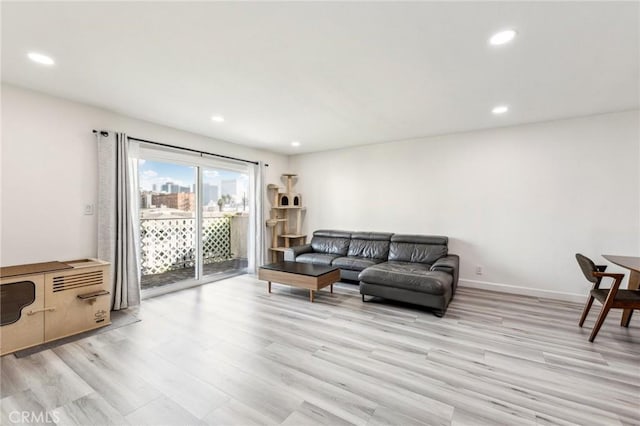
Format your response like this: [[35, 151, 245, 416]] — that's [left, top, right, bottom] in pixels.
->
[[140, 258, 248, 289]]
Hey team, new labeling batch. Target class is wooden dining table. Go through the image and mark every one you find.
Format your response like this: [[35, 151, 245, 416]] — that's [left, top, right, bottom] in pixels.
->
[[603, 255, 640, 325]]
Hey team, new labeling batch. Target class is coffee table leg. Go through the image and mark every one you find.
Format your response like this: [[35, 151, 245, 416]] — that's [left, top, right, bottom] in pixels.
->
[[330, 284, 333, 293], [309, 290, 314, 302], [268, 281, 271, 293]]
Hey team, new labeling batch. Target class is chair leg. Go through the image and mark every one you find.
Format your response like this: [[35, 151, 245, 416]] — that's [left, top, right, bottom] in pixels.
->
[[622, 309, 634, 327], [589, 305, 611, 342], [579, 295, 595, 327]]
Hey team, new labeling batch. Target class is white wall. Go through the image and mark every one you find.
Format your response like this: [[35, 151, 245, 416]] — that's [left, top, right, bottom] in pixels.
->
[[290, 110, 640, 300], [1, 84, 288, 266], [3, 83, 638, 301]]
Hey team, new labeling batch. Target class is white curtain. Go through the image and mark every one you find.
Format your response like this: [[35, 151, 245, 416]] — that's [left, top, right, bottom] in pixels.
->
[[248, 161, 266, 273], [97, 132, 141, 310]]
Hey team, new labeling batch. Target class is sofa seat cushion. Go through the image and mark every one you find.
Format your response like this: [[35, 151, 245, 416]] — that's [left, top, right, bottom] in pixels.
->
[[358, 261, 453, 295], [332, 256, 384, 271], [296, 253, 340, 266]]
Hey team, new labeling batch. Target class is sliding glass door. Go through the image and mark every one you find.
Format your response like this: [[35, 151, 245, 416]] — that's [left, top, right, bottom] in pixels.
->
[[139, 160, 197, 290], [137, 147, 251, 294], [201, 166, 249, 279]]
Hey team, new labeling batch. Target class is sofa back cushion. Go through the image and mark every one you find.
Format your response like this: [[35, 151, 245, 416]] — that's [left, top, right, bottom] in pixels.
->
[[348, 232, 393, 260], [389, 234, 448, 264], [311, 230, 351, 256]]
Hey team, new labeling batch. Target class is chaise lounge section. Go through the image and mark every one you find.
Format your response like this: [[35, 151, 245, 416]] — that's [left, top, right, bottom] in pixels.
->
[[284, 230, 459, 316], [359, 235, 459, 317]]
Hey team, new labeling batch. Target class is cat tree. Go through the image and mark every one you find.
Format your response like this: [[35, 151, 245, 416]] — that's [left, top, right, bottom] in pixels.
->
[[266, 174, 306, 262]]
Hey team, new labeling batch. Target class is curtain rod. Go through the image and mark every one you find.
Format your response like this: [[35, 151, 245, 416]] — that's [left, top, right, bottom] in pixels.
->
[[92, 130, 268, 167]]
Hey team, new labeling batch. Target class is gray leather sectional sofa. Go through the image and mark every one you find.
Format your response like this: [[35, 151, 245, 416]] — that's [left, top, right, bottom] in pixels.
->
[[284, 230, 459, 316]]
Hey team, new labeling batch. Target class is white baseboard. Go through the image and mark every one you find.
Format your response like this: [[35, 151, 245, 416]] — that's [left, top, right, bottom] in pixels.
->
[[459, 278, 586, 303]]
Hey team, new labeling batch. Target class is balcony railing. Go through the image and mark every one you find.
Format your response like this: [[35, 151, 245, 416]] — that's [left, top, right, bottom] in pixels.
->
[[140, 215, 248, 276]]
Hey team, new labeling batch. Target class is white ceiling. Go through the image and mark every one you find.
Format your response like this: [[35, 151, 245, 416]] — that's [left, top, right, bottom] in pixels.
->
[[2, 2, 638, 155]]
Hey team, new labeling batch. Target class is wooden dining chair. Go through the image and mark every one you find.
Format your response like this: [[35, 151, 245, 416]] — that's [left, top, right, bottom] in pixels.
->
[[576, 253, 640, 342]]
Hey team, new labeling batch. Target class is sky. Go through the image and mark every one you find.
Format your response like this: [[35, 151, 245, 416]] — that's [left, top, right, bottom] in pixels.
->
[[138, 159, 248, 195]]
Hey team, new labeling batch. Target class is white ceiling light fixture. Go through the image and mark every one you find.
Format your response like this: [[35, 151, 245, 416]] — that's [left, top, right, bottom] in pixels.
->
[[489, 29, 517, 46], [492, 105, 509, 115], [211, 115, 225, 123], [291, 141, 301, 147], [27, 51, 55, 65]]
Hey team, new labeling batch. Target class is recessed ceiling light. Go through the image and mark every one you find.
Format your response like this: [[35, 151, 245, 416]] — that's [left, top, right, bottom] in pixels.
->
[[27, 52, 55, 66], [291, 141, 301, 147], [211, 115, 225, 123], [489, 29, 517, 46], [492, 105, 509, 115]]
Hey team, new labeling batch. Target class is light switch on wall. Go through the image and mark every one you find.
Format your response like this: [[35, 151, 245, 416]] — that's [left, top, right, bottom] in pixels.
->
[[84, 204, 94, 215]]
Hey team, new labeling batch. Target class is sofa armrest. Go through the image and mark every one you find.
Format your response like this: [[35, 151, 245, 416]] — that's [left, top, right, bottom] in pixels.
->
[[284, 244, 313, 262], [431, 255, 459, 293]]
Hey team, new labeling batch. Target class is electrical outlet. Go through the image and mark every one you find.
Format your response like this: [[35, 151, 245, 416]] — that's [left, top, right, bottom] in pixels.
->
[[84, 204, 94, 215], [475, 265, 483, 275]]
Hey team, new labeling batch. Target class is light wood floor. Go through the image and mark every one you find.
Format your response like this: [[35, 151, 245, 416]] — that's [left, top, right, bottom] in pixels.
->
[[1, 275, 639, 426]]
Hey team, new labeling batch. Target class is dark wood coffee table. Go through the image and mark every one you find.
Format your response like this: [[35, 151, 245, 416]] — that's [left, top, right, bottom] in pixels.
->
[[258, 262, 340, 302]]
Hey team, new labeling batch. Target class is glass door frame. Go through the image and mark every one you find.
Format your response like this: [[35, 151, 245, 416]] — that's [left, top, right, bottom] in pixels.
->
[[138, 144, 251, 299]]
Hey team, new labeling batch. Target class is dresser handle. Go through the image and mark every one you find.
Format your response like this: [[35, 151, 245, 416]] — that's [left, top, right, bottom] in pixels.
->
[[26, 307, 56, 315]]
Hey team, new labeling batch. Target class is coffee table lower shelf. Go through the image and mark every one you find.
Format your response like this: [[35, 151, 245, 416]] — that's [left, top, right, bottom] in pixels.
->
[[258, 262, 341, 302]]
